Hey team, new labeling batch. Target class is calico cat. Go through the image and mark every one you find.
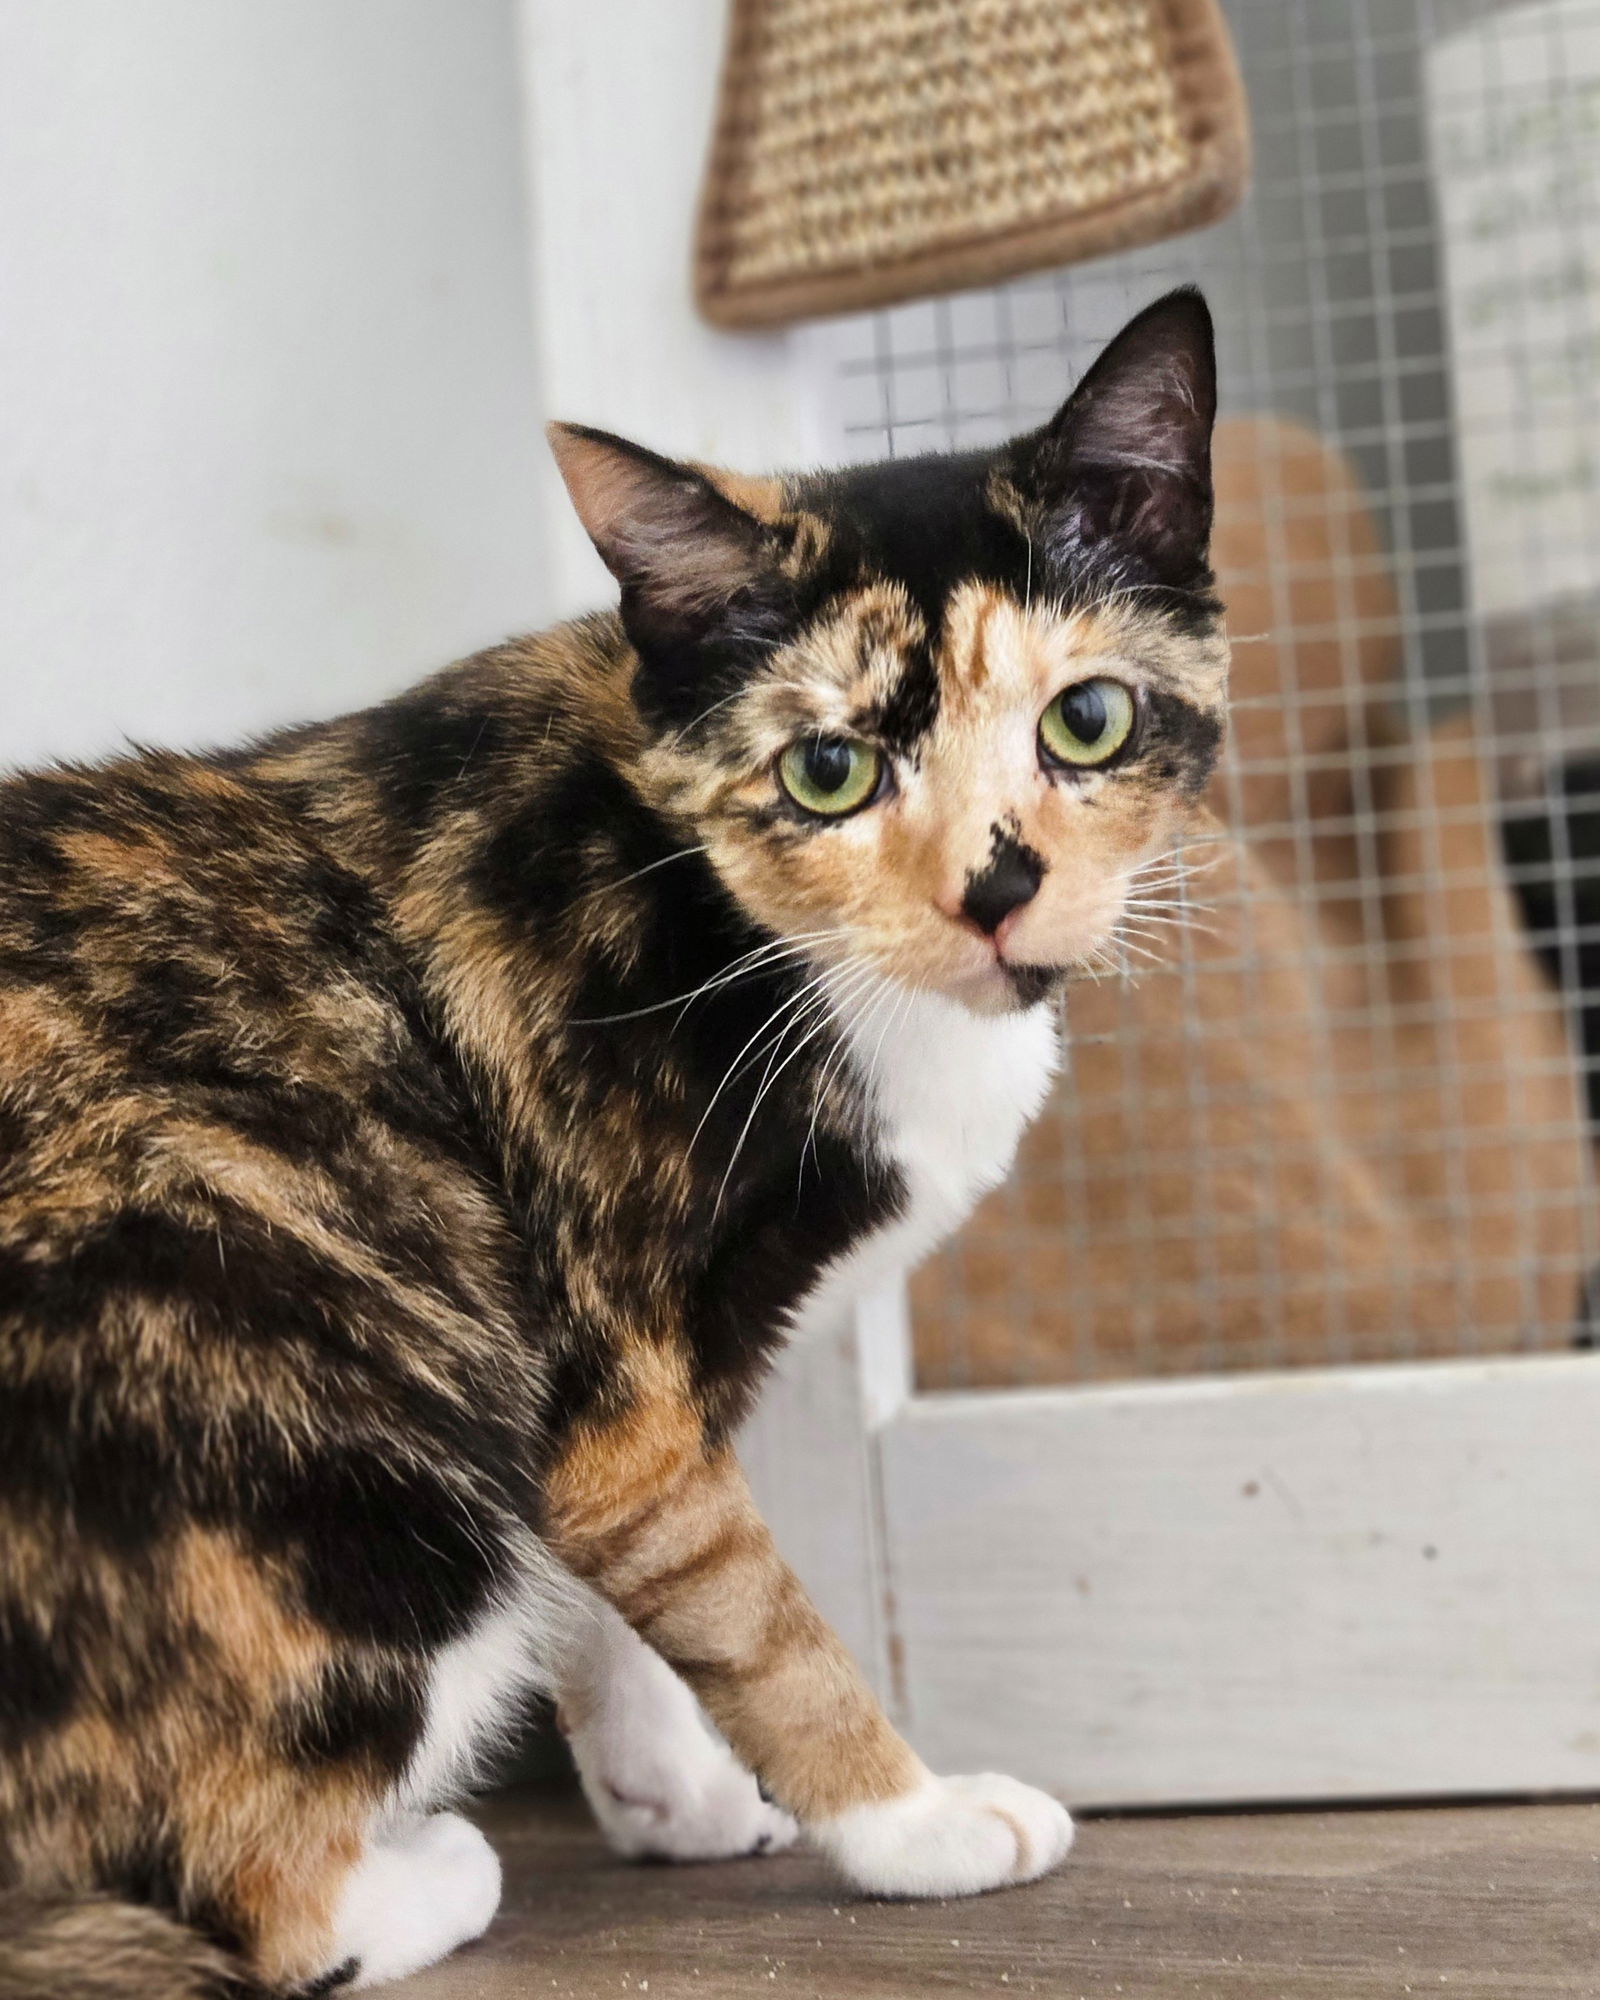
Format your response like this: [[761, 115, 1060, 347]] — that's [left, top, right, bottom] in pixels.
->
[[0, 289, 1226, 1996]]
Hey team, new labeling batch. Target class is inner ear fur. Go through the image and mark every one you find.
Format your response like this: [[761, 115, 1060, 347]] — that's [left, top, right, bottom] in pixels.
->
[[1014, 287, 1218, 586], [547, 422, 778, 630]]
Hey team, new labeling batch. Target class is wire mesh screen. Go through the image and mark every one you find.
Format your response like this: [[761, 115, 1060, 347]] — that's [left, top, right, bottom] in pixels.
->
[[815, 0, 1600, 1386]]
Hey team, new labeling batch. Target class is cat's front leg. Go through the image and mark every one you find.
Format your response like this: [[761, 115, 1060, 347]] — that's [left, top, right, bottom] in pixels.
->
[[555, 1590, 797, 1862], [545, 1407, 1072, 1899]]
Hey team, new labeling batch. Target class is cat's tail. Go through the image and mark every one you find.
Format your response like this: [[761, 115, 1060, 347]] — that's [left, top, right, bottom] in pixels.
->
[[0, 1894, 259, 2000]]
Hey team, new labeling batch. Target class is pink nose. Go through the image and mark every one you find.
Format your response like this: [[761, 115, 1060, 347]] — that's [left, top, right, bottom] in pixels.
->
[[935, 893, 1030, 956]]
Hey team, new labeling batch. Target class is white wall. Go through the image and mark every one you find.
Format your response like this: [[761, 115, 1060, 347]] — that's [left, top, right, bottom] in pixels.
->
[[0, 0, 549, 771], [517, 0, 836, 617]]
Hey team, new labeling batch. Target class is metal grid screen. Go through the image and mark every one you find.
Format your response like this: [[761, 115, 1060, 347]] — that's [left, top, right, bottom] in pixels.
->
[[816, 0, 1600, 1387]]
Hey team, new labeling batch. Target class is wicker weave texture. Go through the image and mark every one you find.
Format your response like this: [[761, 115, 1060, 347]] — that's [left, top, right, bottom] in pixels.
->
[[696, 0, 1249, 328]]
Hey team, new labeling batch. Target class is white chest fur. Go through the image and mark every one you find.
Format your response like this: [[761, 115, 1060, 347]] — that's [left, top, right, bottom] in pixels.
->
[[796, 979, 1061, 1327]]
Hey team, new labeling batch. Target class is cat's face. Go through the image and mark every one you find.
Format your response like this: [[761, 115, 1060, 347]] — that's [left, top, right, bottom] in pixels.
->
[[552, 290, 1227, 1016]]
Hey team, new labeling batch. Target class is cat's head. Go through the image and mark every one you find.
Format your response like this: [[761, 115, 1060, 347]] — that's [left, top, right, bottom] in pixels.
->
[[550, 289, 1227, 1016]]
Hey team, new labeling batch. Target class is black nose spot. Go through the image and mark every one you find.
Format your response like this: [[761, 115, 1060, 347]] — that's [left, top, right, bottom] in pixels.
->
[[961, 831, 1045, 937]]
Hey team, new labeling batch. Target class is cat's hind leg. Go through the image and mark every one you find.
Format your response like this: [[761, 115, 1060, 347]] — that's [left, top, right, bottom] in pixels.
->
[[556, 1593, 797, 1862]]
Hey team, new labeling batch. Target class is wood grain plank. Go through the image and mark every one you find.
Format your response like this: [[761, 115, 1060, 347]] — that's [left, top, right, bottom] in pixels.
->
[[399, 1787, 1600, 1999]]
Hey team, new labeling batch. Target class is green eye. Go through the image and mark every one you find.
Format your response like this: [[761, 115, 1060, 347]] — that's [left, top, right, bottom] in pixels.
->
[[1039, 678, 1136, 769], [777, 736, 883, 817]]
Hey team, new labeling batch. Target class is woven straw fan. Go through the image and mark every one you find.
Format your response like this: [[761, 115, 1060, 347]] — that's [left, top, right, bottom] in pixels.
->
[[695, 0, 1250, 330]]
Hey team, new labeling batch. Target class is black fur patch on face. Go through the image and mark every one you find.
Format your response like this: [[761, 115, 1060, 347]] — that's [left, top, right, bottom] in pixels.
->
[[1141, 690, 1226, 798], [1005, 963, 1064, 1008], [786, 451, 1039, 757], [961, 825, 1046, 938], [801, 452, 1031, 638], [627, 586, 801, 739], [869, 644, 942, 759]]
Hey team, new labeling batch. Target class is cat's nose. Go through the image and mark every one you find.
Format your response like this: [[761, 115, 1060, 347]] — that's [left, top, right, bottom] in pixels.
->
[[960, 835, 1044, 938]]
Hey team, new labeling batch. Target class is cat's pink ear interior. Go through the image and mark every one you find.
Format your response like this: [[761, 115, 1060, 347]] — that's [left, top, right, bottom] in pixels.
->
[[1021, 288, 1217, 584], [547, 423, 771, 622]]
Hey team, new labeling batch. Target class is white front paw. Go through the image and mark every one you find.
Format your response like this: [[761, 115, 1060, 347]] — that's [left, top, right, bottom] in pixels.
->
[[577, 1741, 798, 1864], [811, 1774, 1073, 1899], [559, 1602, 796, 1864], [560, 1676, 797, 1864]]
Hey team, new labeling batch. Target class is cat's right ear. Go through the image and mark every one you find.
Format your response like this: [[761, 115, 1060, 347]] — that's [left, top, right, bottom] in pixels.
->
[[548, 424, 784, 659], [1011, 288, 1217, 591]]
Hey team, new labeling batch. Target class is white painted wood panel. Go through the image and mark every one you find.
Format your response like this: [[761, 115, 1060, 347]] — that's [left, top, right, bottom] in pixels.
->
[[879, 1355, 1600, 1807]]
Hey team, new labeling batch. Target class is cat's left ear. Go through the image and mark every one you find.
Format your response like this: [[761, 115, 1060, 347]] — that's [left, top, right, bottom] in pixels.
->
[[1012, 287, 1217, 589], [548, 423, 784, 659]]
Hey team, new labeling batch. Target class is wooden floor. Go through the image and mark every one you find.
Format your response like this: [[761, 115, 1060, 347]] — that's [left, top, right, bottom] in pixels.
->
[[400, 1785, 1600, 1999]]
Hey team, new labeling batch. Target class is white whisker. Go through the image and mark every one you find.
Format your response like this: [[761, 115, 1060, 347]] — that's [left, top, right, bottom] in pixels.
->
[[665, 928, 860, 1035], [659, 688, 750, 748], [798, 968, 895, 1190], [712, 962, 882, 1216], [568, 928, 849, 1027], [566, 843, 711, 911], [689, 957, 866, 1170], [864, 966, 918, 1092]]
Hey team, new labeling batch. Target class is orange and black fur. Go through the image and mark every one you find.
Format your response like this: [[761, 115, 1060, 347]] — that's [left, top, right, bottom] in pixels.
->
[[0, 292, 1227, 1994]]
